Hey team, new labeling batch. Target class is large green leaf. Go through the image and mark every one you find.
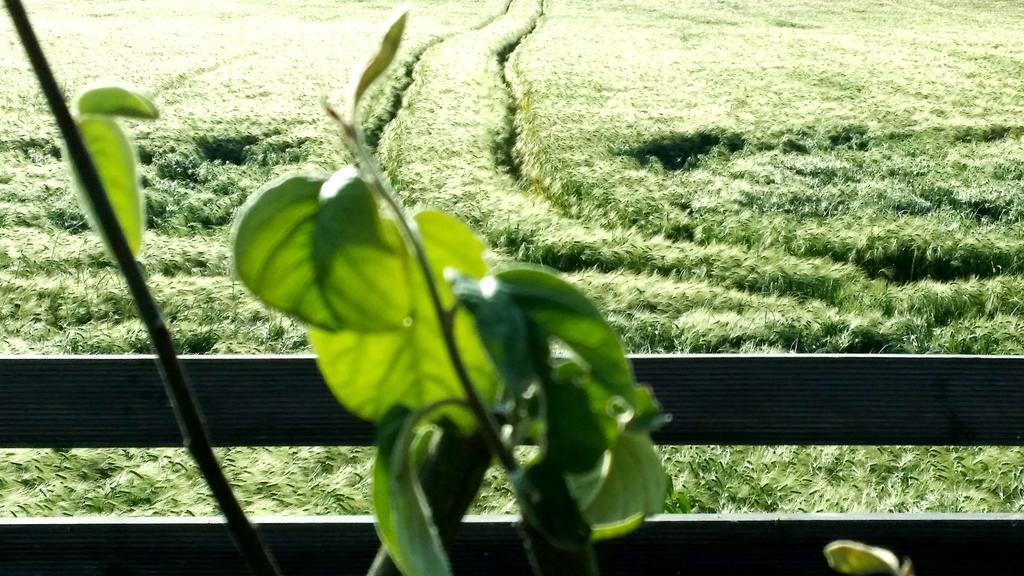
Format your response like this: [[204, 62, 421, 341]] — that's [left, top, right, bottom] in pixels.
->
[[417, 210, 488, 307], [351, 6, 408, 111], [72, 115, 145, 256], [536, 356, 614, 475], [570, 431, 668, 541], [511, 457, 592, 551], [450, 273, 535, 399], [374, 406, 452, 576], [74, 83, 159, 119], [495, 265, 636, 403], [316, 168, 411, 327], [312, 211, 498, 425], [232, 168, 410, 331]]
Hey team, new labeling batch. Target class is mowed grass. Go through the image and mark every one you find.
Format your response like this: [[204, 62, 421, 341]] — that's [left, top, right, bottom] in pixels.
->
[[3, 0, 1024, 519]]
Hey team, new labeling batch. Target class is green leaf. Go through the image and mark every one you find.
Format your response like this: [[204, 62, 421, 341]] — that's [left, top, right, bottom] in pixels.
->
[[536, 356, 614, 474], [629, 385, 672, 432], [72, 115, 145, 256], [495, 265, 636, 403], [74, 83, 159, 119], [450, 273, 535, 399], [232, 168, 410, 331], [450, 274, 623, 474], [824, 541, 902, 576], [374, 405, 452, 576], [416, 210, 488, 307], [571, 431, 668, 541], [316, 167, 411, 327], [511, 457, 592, 551], [351, 5, 409, 112], [311, 211, 497, 426]]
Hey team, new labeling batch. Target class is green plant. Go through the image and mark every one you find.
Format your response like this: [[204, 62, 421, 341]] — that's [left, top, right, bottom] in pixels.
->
[[230, 7, 669, 574], [9, 0, 668, 573]]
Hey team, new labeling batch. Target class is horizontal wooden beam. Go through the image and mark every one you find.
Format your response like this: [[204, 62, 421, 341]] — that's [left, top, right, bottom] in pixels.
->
[[2, 513, 1022, 575], [2, 355, 1024, 447]]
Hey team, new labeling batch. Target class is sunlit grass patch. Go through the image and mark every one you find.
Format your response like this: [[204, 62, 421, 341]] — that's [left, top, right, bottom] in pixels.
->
[[511, 0, 1024, 289], [0, 0, 509, 355]]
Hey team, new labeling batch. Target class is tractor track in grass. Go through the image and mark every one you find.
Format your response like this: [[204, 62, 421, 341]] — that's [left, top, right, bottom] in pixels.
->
[[365, 0, 516, 150], [500, 0, 606, 227], [481, 0, 517, 30], [491, 4, 1024, 345], [374, 0, 545, 210], [153, 49, 260, 97], [365, 2, 953, 354], [362, 38, 447, 149], [373, 0, 875, 310], [490, 2, 868, 306], [494, 0, 545, 183], [496, 1, 1024, 290], [371, 0, 1022, 346]]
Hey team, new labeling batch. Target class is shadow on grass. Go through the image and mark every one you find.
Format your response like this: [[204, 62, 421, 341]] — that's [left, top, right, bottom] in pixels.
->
[[619, 130, 746, 171]]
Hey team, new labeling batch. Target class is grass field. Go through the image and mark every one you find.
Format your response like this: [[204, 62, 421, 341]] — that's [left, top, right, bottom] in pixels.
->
[[3, 0, 1024, 517]]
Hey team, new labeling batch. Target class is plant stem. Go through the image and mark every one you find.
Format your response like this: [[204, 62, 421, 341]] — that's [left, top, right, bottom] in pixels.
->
[[368, 422, 492, 575], [367, 145, 517, 473], [4, 2, 281, 574], [329, 107, 518, 474], [519, 523, 600, 576]]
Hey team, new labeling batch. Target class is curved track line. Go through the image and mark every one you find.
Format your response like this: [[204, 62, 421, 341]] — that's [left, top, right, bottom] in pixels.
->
[[375, 0, 876, 315], [365, 0, 516, 148]]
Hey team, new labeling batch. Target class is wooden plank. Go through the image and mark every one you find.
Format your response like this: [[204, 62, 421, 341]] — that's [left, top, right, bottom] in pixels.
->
[[0, 356, 348, 448], [1, 513, 1022, 575], [638, 354, 1024, 445], [2, 355, 1024, 447]]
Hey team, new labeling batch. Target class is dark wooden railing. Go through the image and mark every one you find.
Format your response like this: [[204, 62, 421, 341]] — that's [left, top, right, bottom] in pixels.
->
[[2, 354, 1023, 575]]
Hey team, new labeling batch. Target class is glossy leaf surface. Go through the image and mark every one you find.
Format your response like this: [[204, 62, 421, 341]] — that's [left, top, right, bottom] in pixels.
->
[[496, 266, 636, 403], [573, 431, 668, 541], [75, 83, 159, 119], [312, 211, 497, 426], [450, 273, 535, 399], [351, 6, 409, 112], [232, 169, 410, 331], [72, 115, 145, 255], [537, 359, 613, 474]]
